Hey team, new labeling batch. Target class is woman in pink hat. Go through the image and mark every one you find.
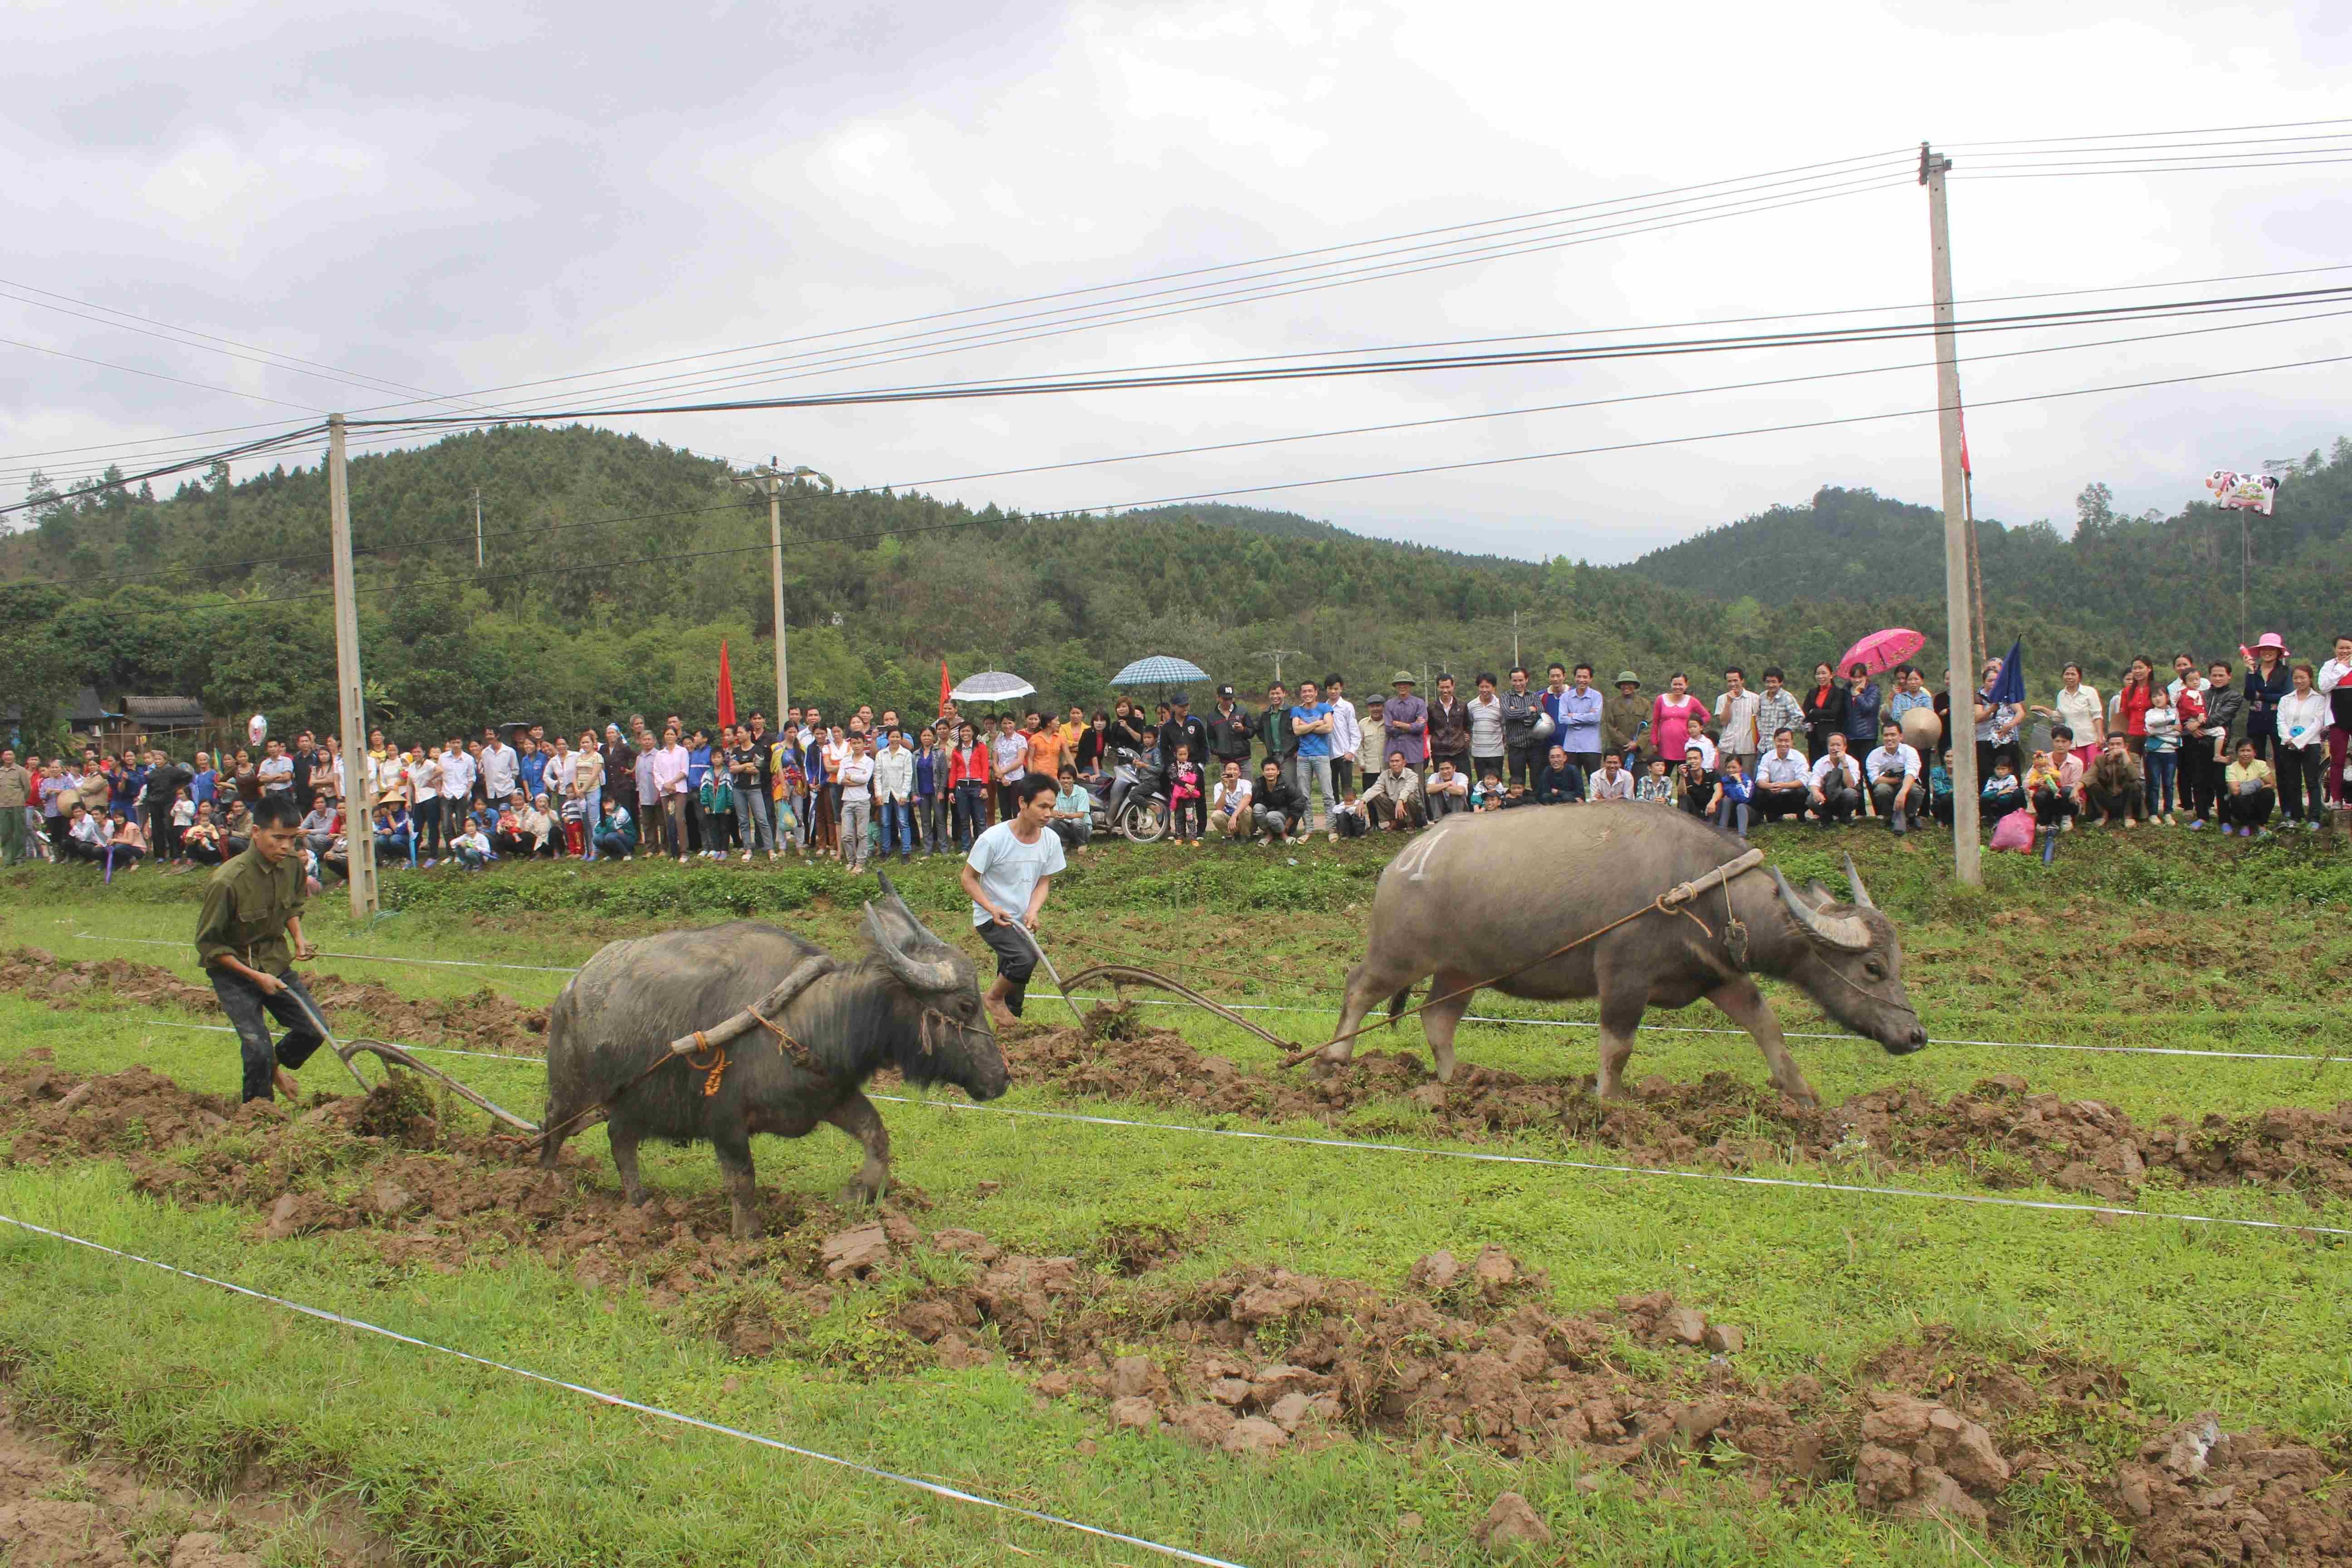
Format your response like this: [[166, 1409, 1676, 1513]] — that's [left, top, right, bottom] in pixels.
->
[[2242, 633, 2293, 762]]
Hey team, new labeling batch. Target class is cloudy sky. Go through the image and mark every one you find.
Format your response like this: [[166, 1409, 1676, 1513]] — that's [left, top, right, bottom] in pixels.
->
[[5, 0, 2347, 563]]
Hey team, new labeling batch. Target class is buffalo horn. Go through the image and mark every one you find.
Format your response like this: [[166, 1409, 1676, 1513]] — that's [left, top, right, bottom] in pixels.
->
[[862, 901, 961, 992], [1842, 853, 1874, 909], [1771, 867, 1873, 952]]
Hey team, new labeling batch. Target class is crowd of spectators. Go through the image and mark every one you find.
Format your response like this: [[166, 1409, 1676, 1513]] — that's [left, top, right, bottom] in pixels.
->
[[5, 631, 2346, 877]]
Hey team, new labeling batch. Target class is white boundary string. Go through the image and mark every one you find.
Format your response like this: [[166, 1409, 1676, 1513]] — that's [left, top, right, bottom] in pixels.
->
[[0, 1212, 1253, 1568], [865, 1097, 2352, 1241], [64, 932, 2335, 1064]]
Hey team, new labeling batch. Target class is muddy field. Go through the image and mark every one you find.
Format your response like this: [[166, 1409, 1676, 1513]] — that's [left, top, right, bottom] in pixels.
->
[[0, 946, 550, 1055], [1007, 1004, 2352, 1206], [0, 1394, 390, 1567], [2, 1052, 2346, 1565], [11, 946, 2350, 1214]]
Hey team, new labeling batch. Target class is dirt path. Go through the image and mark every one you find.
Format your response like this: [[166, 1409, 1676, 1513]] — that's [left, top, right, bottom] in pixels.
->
[[0, 1398, 387, 1567]]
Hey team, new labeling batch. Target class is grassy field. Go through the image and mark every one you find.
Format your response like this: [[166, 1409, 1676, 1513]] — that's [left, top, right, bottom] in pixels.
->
[[1, 821, 2347, 1566]]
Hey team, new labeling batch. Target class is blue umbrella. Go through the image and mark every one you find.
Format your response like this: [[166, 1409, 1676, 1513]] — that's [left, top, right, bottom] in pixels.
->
[[1112, 655, 1209, 687], [1988, 638, 2026, 706]]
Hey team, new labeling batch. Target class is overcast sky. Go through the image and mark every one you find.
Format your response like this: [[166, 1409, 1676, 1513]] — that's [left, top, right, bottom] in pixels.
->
[[5, 0, 2347, 563]]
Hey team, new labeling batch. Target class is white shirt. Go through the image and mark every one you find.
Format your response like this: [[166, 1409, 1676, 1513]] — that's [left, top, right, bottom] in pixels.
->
[[2318, 658, 2352, 696], [2053, 684, 2101, 741], [965, 819, 1065, 927], [2276, 689, 2328, 750], [256, 755, 294, 793], [1328, 698, 1361, 760], [1754, 750, 1811, 787], [1685, 732, 1717, 770], [1466, 695, 1505, 755], [1810, 753, 1860, 790], [1212, 778, 1253, 815], [1713, 689, 1762, 754], [871, 746, 915, 802], [481, 743, 520, 800], [438, 749, 474, 800], [1864, 743, 1922, 784], [835, 751, 875, 801], [1588, 767, 1634, 801]]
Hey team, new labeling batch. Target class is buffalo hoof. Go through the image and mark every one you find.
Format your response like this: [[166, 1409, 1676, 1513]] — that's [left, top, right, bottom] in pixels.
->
[[838, 1182, 887, 1207]]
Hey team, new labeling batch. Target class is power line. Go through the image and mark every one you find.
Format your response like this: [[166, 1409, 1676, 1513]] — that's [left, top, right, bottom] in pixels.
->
[[1959, 156, 2352, 181], [0, 336, 325, 413], [1943, 115, 2352, 150], [343, 283, 2352, 428]]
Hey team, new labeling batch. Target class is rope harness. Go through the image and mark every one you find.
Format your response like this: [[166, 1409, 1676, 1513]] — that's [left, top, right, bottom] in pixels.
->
[[1274, 848, 1766, 1070]]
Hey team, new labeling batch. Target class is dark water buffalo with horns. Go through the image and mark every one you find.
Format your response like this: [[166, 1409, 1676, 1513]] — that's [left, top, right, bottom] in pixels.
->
[[1318, 805, 1924, 1106], [539, 875, 1007, 1236]]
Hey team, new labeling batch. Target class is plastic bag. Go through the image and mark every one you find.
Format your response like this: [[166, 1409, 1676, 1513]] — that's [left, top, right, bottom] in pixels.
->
[[1989, 808, 2035, 853]]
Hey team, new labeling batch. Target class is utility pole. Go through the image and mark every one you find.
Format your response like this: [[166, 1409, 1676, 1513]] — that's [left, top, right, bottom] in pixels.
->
[[473, 487, 484, 568], [741, 461, 833, 716], [1253, 647, 1306, 686], [327, 415, 378, 916], [1512, 610, 1521, 670], [1922, 143, 1980, 887]]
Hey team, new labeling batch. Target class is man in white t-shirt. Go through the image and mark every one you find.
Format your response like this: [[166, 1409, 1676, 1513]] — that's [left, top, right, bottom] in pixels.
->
[[1206, 761, 1254, 839], [1808, 733, 1862, 825], [1862, 722, 1923, 834], [960, 774, 1065, 1026], [1713, 667, 1762, 772], [1752, 729, 1811, 823]]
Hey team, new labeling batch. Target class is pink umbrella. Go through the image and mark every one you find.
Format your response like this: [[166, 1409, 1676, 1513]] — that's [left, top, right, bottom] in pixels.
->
[[1838, 627, 1926, 676]]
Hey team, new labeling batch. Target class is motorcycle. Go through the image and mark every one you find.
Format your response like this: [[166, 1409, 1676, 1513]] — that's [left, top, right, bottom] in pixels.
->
[[1092, 749, 1170, 843]]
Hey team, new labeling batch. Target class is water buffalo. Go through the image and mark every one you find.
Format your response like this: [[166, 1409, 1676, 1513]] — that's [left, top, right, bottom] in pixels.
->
[[539, 877, 1008, 1236], [1319, 804, 1925, 1106]]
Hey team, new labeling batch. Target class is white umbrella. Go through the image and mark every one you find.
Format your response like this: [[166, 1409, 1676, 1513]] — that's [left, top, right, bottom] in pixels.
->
[[949, 671, 1037, 702]]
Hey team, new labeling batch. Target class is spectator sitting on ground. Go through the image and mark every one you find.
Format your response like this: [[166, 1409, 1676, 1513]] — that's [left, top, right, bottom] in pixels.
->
[[1253, 759, 1308, 843], [2084, 735, 2144, 828], [1927, 756, 1955, 826], [1862, 721, 1921, 835], [2221, 737, 2276, 837], [1473, 767, 1508, 811], [1706, 755, 1753, 838], [451, 820, 495, 867], [1207, 761, 1254, 840], [1360, 750, 1425, 831], [1753, 729, 1809, 823], [1051, 766, 1093, 853], [494, 792, 536, 858], [1980, 755, 2024, 823], [1588, 750, 1635, 802], [1634, 757, 1675, 804], [1427, 758, 1471, 818], [1808, 733, 1861, 825], [1331, 782, 1369, 838], [2026, 738, 2081, 834], [1533, 745, 1584, 804], [1674, 753, 1712, 818]]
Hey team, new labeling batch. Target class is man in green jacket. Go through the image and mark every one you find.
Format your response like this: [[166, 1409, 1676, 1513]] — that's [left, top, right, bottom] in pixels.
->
[[1601, 670, 1650, 769], [0, 748, 29, 867], [192, 793, 324, 1102]]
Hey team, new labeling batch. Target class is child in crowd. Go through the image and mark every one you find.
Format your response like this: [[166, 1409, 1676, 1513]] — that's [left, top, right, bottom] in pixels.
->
[[1980, 755, 2023, 823], [2142, 685, 2180, 824], [1473, 769, 1507, 810], [1331, 783, 1368, 838], [1167, 743, 1204, 844], [1928, 757, 1955, 826], [169, 788, 196, 866], [1635, 757, 1676, 804], [1707, 755, 1753, 838], [451, 820, 495, 868], [2024, 748, 2077, 833], [561, 790, 591, 858]]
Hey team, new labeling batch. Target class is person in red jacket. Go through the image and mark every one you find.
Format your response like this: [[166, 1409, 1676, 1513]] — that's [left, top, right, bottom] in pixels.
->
[[946, 720, 990, 852], [2114, 656, 2157, 755]]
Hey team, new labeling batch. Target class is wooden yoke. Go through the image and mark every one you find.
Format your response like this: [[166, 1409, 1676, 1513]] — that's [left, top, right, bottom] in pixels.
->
[[662, 954, 838, 1058]]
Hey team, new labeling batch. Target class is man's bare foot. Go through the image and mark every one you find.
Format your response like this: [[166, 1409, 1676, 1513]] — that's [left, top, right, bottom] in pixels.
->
[[985, 1000, 1019, 1029], [273, 1065, 301, 1102]]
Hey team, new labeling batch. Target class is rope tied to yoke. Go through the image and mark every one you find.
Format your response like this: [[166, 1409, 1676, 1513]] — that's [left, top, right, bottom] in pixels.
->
[[1274, 848, 1766, 1070]]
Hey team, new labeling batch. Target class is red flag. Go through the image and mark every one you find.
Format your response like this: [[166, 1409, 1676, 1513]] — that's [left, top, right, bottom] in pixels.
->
[[1958, 406, 1972, 477], [715, 641, 737, 729], [939, 659, 952, 716]]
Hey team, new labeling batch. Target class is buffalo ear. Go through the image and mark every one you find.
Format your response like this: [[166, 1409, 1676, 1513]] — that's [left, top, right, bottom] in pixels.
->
[[1802, 878, 1832, 907]]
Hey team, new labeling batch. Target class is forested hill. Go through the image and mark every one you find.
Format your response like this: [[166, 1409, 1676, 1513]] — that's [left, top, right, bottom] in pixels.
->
[[0, 422, 2332, 749], [1627, 443, 2352, 657]]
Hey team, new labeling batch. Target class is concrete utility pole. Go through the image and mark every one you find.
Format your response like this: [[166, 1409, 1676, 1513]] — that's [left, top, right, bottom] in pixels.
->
[[327, 415, 378, 916], [1253, 647, 1306, 686], [1922, 143, 1981, 887], [473, 487, 484, 568], [742, 461, 834, 716]]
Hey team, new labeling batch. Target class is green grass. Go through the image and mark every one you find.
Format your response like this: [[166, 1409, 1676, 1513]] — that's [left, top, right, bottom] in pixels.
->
[[1, 822, 2348, 1564]]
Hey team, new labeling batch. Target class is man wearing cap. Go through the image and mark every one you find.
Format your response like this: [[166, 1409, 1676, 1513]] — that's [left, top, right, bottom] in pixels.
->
[[1380, 671, 1427, 770], [1602, 671, 1649, 769], [1159, 691, 1210, 778], [1208, 685, 1255, 778]]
